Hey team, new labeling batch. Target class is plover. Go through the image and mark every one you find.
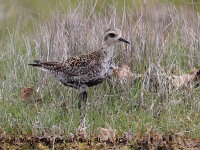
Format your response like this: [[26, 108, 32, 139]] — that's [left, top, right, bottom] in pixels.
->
[[29, 28, 130, 110]]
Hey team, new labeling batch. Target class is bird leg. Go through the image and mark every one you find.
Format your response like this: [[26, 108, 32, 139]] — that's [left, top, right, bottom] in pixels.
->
[[78, 93, 83, 110], [82, 91, 87, 104], [78, 91, 87, 109], [78, 91, 88, 116]]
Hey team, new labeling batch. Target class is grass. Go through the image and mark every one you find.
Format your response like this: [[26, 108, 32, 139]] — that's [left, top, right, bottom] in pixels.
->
[[0, 0, 200, 144]]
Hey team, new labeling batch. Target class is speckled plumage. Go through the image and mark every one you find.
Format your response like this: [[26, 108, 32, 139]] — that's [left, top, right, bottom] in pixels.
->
[[29, 28, 130, 110], [32, 50, 109, 88]]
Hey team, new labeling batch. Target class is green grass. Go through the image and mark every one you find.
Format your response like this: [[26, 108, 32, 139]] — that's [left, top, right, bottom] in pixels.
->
[[0, 0, 200, 141]]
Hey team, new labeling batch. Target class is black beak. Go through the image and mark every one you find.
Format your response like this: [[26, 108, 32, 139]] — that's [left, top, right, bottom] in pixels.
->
[[118, 37, 130, 44]]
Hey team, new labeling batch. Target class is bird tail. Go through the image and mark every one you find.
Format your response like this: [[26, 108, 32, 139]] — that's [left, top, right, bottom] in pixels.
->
[[28, 60, 42, 67]]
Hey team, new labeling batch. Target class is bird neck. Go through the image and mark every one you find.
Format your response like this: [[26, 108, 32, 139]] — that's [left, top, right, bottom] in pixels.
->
[[101, 45, 114, 62]]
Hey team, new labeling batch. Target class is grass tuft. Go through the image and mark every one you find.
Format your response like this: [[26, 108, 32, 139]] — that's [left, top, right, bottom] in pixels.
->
[[0, 0, 199, 141]]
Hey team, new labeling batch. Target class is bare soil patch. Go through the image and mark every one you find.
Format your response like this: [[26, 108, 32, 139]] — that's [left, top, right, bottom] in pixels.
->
[[0, 131, 199, 149]]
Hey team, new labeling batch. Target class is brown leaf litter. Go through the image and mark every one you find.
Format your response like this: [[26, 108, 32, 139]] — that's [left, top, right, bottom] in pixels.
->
[[113, 65, 142, 82], [0, 128, 200, 149], [94, 127, 116, 143], [114, 64, 200, 89], [171, 67, 200, 88], [21, 86, 42, 104]]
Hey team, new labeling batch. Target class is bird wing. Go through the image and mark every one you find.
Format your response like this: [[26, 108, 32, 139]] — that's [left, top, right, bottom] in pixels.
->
[[31, 50, 103, 78], [63, 51, 103, 76]]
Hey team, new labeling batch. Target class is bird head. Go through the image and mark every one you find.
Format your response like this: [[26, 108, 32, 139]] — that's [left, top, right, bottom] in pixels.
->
[[103, 28, 130, 46]]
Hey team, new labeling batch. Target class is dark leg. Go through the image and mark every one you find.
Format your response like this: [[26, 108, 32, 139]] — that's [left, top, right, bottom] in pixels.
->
[[78, 93, 83, 110], [82, 91, 87, 104], [78, 91, 87, 110]]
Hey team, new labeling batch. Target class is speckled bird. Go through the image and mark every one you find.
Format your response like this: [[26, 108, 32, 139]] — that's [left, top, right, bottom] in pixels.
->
[[29, 28, 130, 110]]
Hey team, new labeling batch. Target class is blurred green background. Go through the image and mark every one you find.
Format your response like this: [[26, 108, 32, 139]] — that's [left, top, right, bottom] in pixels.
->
[[0, 0, 200, 40]]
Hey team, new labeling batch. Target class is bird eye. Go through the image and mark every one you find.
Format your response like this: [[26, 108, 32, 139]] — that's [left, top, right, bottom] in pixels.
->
[[109, 33, 116, 37]]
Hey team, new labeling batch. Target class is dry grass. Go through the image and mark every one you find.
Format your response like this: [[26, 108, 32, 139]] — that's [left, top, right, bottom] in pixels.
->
[[0, 0, 200, 149]]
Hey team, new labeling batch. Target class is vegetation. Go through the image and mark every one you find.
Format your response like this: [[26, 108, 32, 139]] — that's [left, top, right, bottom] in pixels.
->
[[0, 0, 200, 149]]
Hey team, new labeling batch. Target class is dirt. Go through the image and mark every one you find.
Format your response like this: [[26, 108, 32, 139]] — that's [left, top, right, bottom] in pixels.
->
[[0, 131, 200, 150]]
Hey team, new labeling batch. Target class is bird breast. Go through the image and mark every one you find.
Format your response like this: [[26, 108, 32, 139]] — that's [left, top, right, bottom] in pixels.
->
[[99, 59, 113, 78]]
